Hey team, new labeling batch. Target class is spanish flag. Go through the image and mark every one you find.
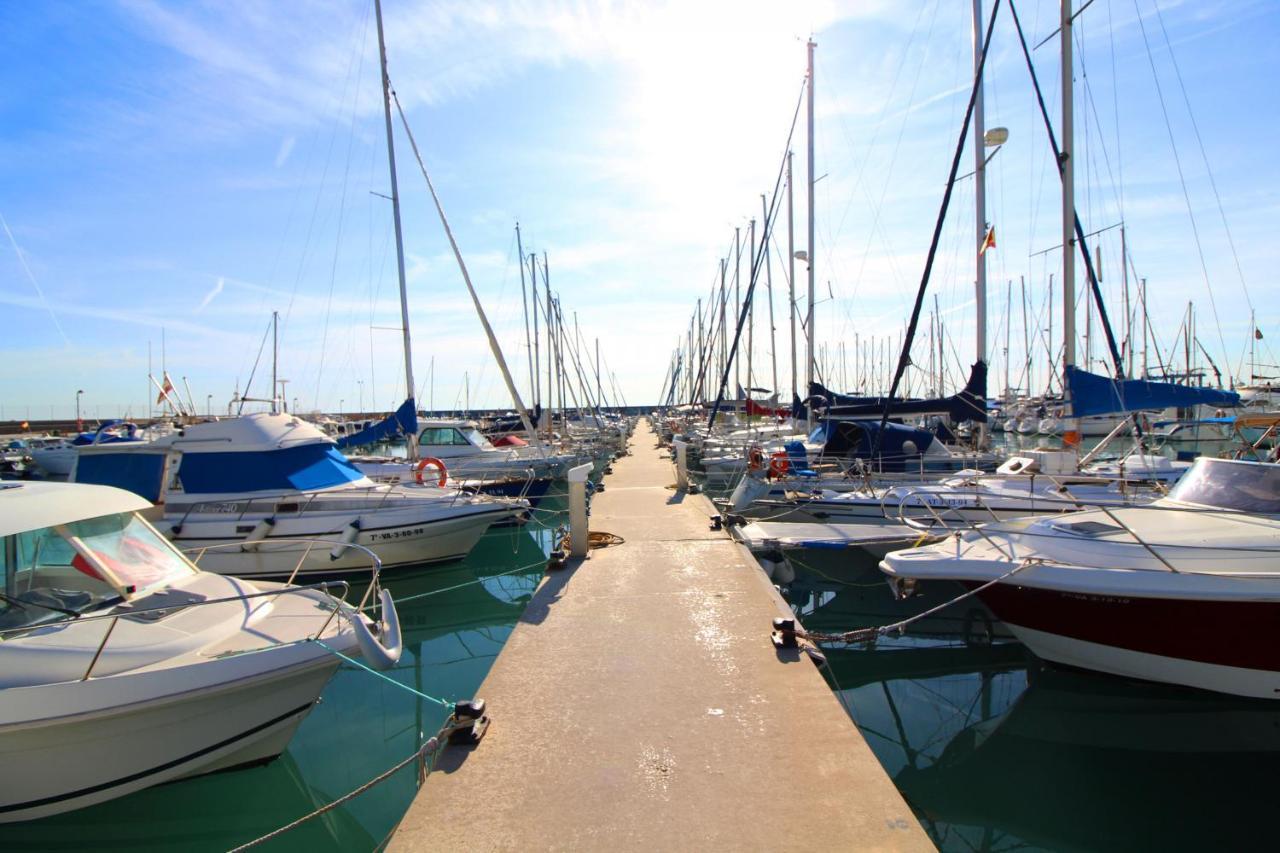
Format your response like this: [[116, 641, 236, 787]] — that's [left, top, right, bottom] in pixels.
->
[[979, 225, 996, 255], [156, 372, 175, 405]]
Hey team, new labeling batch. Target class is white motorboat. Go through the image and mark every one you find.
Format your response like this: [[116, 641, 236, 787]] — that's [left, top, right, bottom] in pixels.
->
[[732, 449, 1160, 526], [29, 421, 147, 477], [0, 480, 401, 822], [351, 418, 580, 496], [71, 413, 520, 577], [880, 457, 1280, 699]]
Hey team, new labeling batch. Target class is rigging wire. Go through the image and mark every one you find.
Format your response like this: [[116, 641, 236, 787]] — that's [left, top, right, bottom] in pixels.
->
[[1130, 0, 1231, 378]]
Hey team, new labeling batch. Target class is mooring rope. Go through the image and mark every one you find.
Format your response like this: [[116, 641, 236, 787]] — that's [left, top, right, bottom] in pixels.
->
[[793, 558, 1040, 645], [314, 639, 454, 709], [227, 732, 445, 852]]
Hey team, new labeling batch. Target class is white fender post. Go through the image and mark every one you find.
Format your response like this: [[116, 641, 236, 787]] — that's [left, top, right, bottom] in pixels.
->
[[568, 461, 594, 558], [673, 439, 689, 491]]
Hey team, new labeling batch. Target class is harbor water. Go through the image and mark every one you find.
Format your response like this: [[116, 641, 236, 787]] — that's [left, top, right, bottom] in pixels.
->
[[786, 548, 1277, 852]]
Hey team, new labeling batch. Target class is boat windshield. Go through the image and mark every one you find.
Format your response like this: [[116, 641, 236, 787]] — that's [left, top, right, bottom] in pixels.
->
[[1166, 458, 1280, 514], [1, 512, 195, 633], [464, 428, 493, 450]]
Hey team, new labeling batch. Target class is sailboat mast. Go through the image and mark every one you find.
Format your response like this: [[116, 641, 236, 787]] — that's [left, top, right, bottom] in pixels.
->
[[787, 151, 797, 405], [516, 223, 535, 408], [531, 253, 540, 409], [1060, 0, 1078, 444], [271, 310, 278, 415], [972, 0, 988, 441], [763, 193, 778, 397], [805, 38, 817, 428], [374, 0, 417, 458]]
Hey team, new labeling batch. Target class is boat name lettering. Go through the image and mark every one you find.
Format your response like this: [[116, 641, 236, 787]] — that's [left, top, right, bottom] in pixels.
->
[[370, 526, 426, 541]]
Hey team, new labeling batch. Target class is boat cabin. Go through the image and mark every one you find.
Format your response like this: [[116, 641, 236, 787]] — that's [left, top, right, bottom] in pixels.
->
[[0, 482, 196, 633]]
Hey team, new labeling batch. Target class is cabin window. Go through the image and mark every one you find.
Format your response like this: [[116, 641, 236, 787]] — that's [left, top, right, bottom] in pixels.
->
[[419, 427, 472, 446], [1166, 458, 1280, 514], [0, 512, 197, 634]]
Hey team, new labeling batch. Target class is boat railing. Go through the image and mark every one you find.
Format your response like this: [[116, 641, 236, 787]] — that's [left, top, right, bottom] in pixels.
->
[[0, 568, 361, 682], [887, 487, 1016, 561]]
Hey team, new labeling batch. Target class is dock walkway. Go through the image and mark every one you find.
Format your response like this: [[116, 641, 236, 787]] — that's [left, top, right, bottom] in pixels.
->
[[391, 418, 932, 851]]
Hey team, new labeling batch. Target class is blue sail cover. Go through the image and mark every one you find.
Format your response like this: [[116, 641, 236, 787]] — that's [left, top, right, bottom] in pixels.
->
[[177, 444, 365, 494], [335, 398, 418, 449], [1065, 366, 1240, 417]]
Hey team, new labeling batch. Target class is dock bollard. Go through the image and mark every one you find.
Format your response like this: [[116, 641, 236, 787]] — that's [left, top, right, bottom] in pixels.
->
[[674, 439, 689, 490], [567, 461, 594, 559]]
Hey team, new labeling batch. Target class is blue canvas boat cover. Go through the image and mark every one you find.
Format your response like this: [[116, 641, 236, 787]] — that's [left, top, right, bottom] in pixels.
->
[[336, 398, 418, 449], [1065, 367, 1240, 417]]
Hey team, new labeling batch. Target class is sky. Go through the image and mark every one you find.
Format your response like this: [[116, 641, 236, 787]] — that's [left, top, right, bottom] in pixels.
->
[[2, 0, 1277, 420]]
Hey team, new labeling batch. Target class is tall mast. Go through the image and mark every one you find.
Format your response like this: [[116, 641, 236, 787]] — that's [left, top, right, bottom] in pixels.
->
[[763, 193, 779, 397], [271, 310, 278, 414], [517, 223, 535, 407], [805, 38, 817, 428], [531, 253, 540, 410], [544, 253, 554, 442], [734, 226, 742, 400], [374, 0, 417, 458], [1060, 0, 1078, 444], [787, 151, 797, 406], [972, 0, 988, 445], [747, 217, 755, 400]]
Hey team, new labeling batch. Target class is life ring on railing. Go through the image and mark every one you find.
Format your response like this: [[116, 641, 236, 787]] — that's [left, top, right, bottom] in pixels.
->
[[414, 456, 448, 487], [747, 446, 765, 471], [767, 451, 790, 480]]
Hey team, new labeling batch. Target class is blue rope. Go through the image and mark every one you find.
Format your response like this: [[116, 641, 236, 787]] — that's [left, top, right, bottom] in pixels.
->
[[315, 639, 454, 710]]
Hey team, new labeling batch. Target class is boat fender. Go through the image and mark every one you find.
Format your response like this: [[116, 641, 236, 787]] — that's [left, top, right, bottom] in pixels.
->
[[414, 456, 448, 487], [240, 516, 276, 552], [767, 451, 790, 480], [351, 588, 403, 670], [329, 518, 362, 561]]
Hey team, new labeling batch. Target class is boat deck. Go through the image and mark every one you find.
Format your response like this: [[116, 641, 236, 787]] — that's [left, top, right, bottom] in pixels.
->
[[734, 519, 929, 554], [390, 418, 932, 851]]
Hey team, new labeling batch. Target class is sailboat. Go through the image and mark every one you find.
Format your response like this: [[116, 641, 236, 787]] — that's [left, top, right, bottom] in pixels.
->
[[71, 0, 523, 576]]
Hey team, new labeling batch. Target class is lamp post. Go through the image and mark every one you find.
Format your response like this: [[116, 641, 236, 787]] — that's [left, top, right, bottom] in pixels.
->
[[357, 380, 364, 415], [206, 394, 213, 418], [75, 390, 84, 431]]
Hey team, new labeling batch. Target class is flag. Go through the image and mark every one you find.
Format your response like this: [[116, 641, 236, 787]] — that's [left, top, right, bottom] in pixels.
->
[[979, 225, 996, 255], [1256, 328, 1264, 341], [156, 372, 175, 405]]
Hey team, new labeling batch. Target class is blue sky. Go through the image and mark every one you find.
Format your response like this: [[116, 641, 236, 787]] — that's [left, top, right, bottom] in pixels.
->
[[2, 0, 1277, 419]]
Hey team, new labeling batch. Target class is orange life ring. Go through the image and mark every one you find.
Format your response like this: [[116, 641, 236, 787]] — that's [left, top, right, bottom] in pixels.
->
[[414, 456, 448, 487], [747, 446, 765, 471], [767, 451, 790, 479]]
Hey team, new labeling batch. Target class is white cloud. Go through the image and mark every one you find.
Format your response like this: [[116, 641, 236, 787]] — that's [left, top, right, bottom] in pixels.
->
[[197, 276, 224, 311]]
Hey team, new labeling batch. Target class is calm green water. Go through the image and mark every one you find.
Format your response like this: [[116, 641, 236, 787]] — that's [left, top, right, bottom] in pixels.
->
[[786, 551, 1280, 852], [12, 499, 565, 851]]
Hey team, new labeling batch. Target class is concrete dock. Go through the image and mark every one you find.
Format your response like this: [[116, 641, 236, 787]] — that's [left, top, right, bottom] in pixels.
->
[[391, 419, 932, 851]]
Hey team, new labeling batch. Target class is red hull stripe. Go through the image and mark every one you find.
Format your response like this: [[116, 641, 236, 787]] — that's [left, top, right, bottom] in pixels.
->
[[970, 583, 1280, 672]]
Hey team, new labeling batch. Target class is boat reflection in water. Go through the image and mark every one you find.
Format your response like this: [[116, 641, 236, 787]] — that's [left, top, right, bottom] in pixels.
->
[[793, 556, 1280, 852], [10, 520, 554, 850]]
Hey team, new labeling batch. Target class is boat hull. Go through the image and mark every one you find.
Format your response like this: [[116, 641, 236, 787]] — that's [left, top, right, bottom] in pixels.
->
[[973, 582, 1280, 699], [175, 505, 512, 577], [0, 657, 339, 822]]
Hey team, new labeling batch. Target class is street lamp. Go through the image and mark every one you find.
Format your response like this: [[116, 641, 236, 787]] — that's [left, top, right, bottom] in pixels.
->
[[206, 394, 213, 418], [356, 380, 364, 415], [75, 390, 84, 430]]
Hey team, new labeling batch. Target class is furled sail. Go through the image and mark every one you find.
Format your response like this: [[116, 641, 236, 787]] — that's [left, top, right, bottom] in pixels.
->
[[800, 362, 988, 424], [1065, 367, 1240, 417], [335, 398, 418, 449]]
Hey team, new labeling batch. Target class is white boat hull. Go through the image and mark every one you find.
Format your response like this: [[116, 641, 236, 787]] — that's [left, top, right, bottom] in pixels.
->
[[0, 655, 339, 822]]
